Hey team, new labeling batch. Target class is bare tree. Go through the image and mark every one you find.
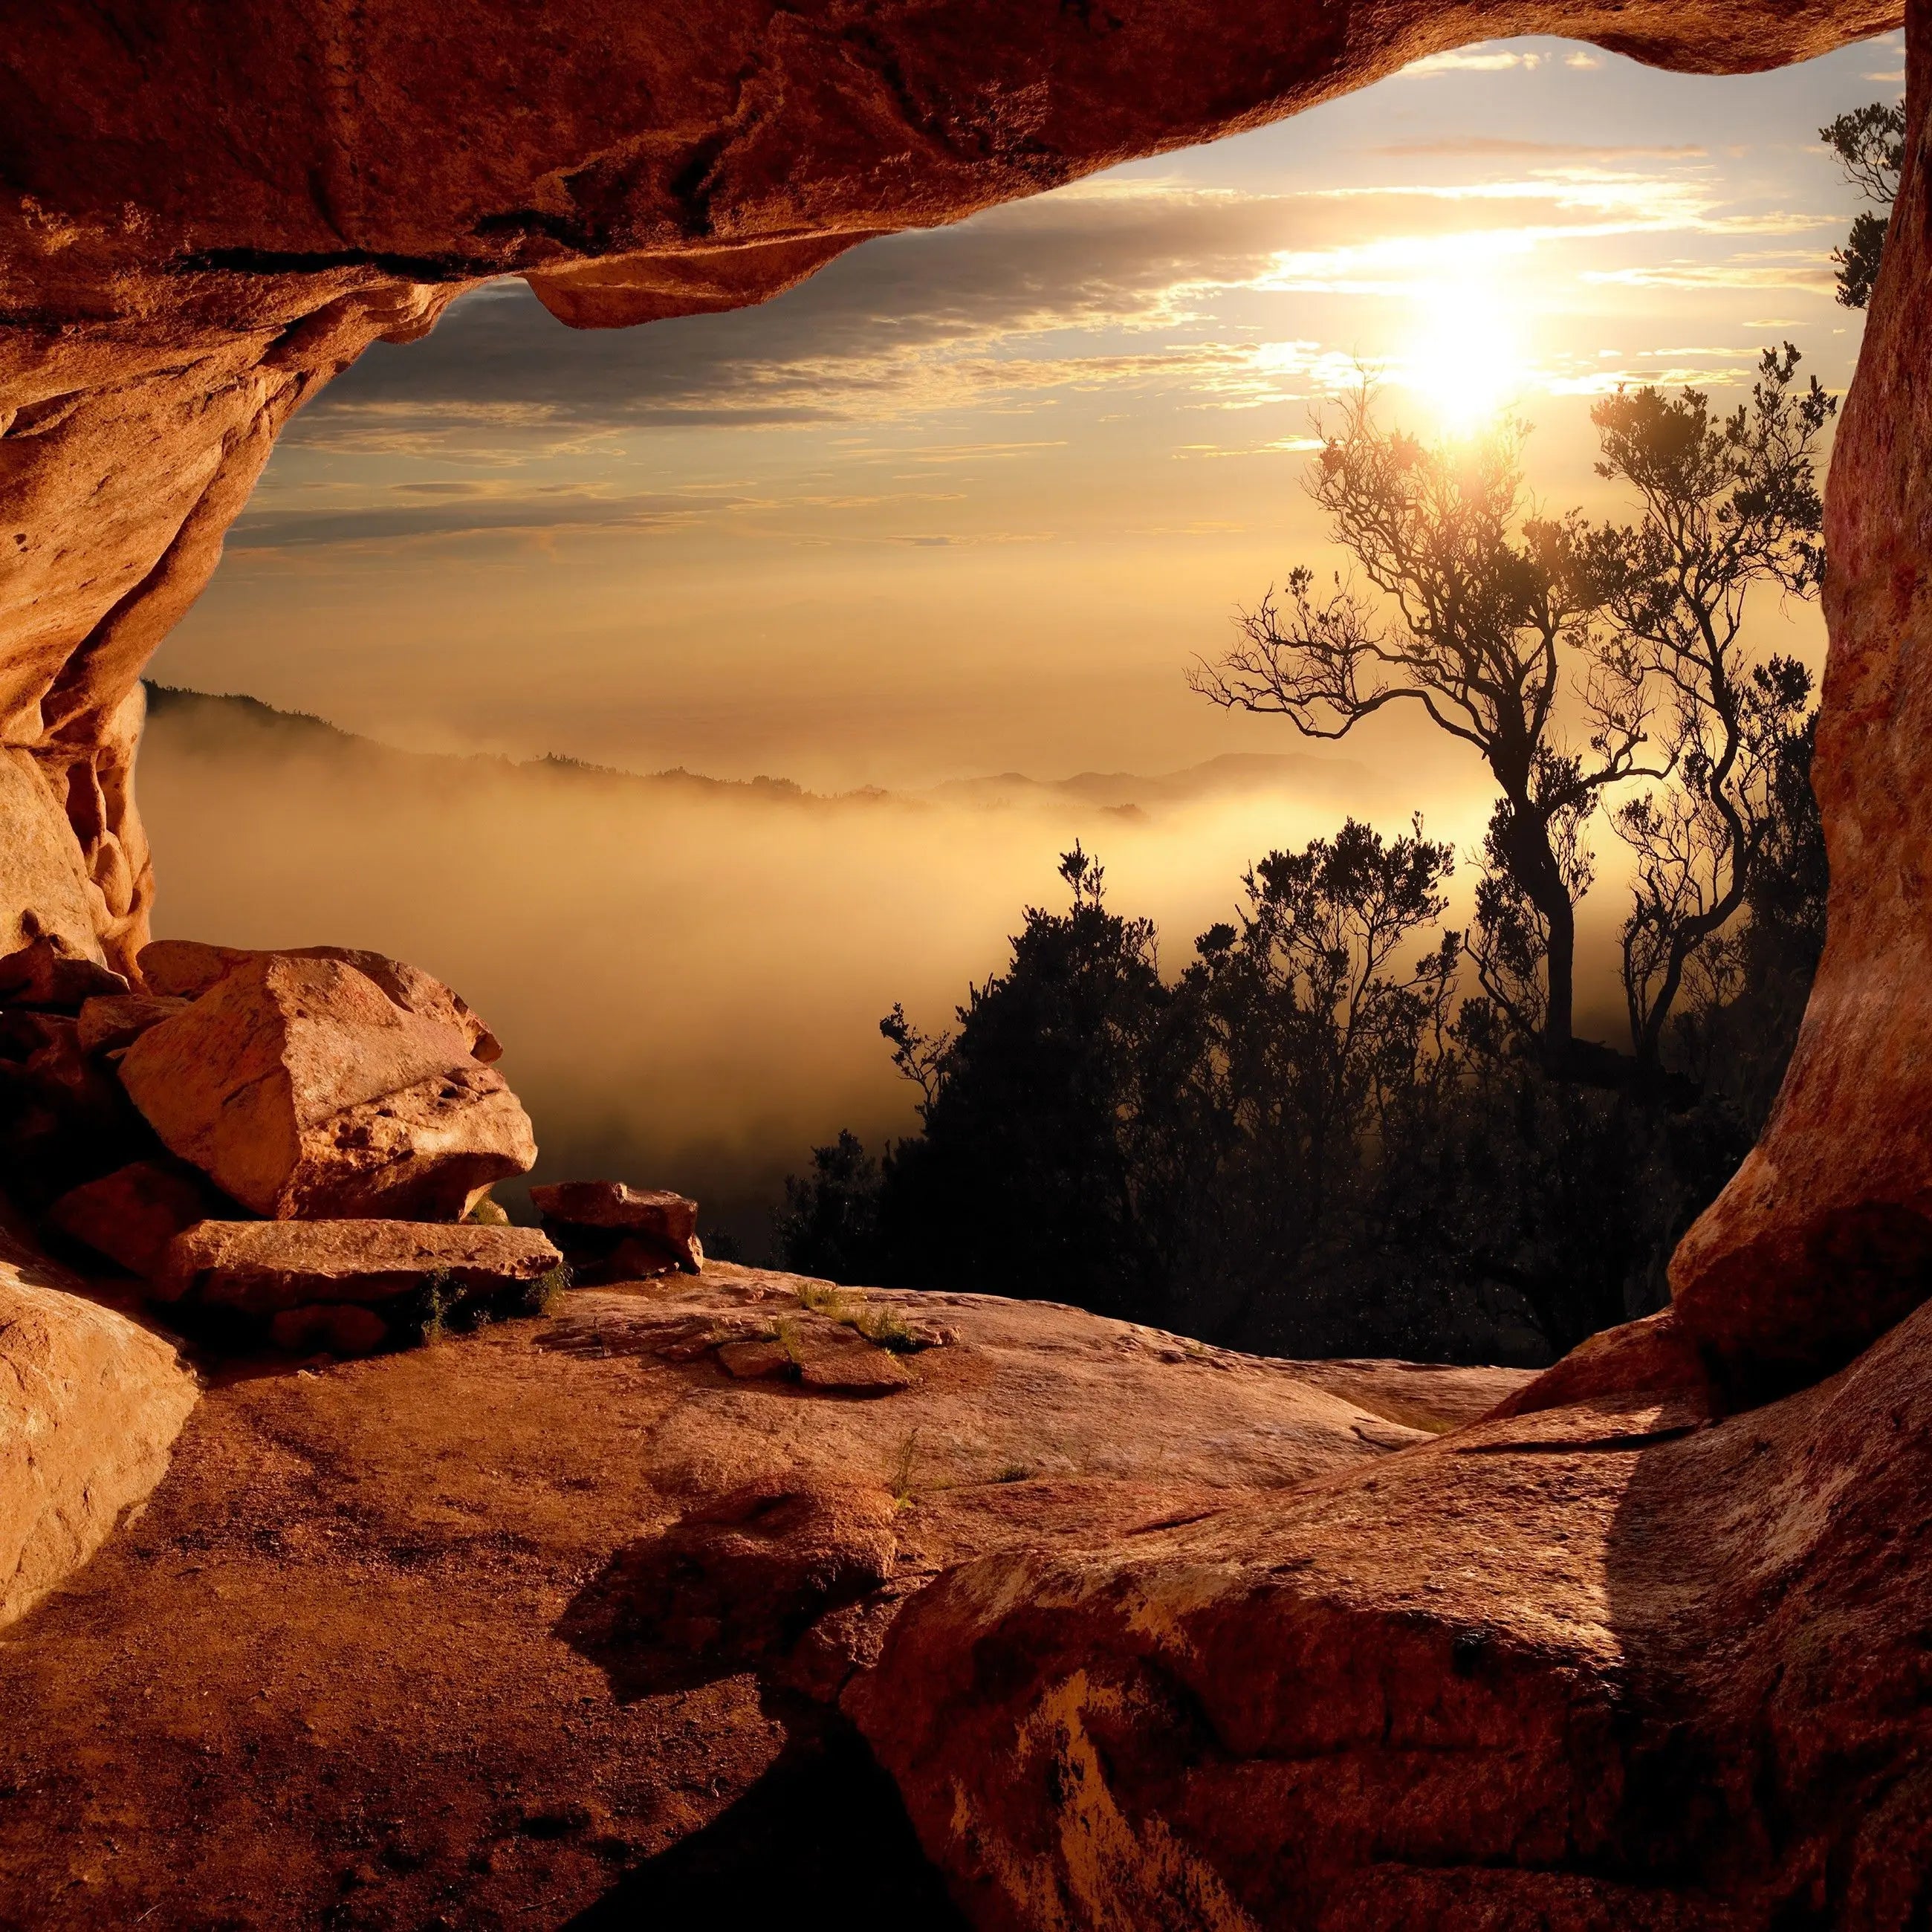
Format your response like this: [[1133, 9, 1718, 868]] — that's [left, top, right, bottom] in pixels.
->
[[1191, 390, 1659, 1064], [1590, 344, 1835, 1072], [1821, 100, 1905, 308]]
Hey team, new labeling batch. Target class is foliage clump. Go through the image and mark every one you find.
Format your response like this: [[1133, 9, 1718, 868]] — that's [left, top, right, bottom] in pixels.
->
[[1820, 99, 1903, 308]]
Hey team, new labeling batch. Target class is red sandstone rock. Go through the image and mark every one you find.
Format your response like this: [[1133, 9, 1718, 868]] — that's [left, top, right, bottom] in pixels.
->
[[0, 1225, 198, 1630], [1482, 1306, 1714, 1422], [156, 1218, 560, 1314], [717, 1335, 794, 1380], [43, 1157, 229, 1280], [142, 939, 506, 1058], [852, 1294, 1932, 1928], [0, 927, 127, 1009], [137, 941, 503, 1060], [0, 1262, 1476, 1922], [74, 991, 189, 1054], [705, 1309, 922, 1390], [791, 1321, 917, 1393], [532, 1180, 704, 1277], [1667, 52, 1932, 1395], [4, 13, 1930, 1917], [134, 939, 253, 998], [0, 760, 129, 976], [562, 1476, 901, 1686], [117, 954, 534, 1220]]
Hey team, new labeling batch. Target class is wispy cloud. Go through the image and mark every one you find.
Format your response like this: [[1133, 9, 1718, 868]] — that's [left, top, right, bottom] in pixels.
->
[[1580, 253, 1837, 292], [1372, 136, 1706, 161], [1403, 48, 1545, 76], [227, 484, 736, 550]]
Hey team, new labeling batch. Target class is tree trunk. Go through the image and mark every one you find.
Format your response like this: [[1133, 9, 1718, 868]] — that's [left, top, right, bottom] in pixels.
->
[[1498, 799, 1577, 1057], [1543, 892, 1577, 1058]]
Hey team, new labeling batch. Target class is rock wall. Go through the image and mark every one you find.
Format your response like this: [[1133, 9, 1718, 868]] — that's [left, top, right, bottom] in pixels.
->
[[0, 0, 1895, 982], [1670, 18, 1931, 1388]]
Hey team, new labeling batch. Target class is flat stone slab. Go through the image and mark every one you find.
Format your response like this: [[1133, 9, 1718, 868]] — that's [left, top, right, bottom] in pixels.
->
[[791, 1322, 917, 1393], [156, 1219, 561, 1312]]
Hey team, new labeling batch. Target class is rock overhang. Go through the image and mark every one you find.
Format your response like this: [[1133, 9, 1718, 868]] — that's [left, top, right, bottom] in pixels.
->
[[1, 1, 1901, 323]]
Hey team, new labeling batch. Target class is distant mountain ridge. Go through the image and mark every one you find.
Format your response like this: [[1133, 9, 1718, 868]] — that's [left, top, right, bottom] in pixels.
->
[[928, 751, 1372, 814], [142, 684, 1378, 819]]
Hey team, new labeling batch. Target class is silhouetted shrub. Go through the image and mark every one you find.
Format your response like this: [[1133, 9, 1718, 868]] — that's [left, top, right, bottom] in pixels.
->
[[781, 745, 1824, 1364]]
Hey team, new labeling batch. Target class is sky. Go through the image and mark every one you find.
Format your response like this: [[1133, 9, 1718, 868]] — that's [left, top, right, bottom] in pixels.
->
[[152, 30, 1901, 796]]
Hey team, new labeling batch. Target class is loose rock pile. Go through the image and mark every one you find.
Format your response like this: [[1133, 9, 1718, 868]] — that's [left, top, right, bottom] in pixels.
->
[[0, 934, 577, 1355]]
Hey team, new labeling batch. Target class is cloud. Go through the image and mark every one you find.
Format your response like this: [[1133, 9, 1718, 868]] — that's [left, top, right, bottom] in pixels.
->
[[1579, 254, 1837, 293], [1171, 437, 1325, 458], [1402, 48, 1544, 76], [1565, 51, 1603, 68], [1372, 136, 1706, 161], [226, 485, 734, 550]]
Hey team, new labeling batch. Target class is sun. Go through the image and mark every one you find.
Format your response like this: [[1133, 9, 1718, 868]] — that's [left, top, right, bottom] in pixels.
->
[[1400, 276, 1526, 434]]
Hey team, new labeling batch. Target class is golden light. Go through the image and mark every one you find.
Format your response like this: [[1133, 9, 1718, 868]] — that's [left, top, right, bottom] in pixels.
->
[[1400, 275, 1526, 433]]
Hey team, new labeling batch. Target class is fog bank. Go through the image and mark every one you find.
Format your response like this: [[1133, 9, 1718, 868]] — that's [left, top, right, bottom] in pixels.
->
[[138, 688, 1640, 1257]]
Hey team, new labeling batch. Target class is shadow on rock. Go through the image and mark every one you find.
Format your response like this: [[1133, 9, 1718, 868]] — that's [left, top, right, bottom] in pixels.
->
[[558, 1474, 903, 1703], [566, 1714, 968, 1931]]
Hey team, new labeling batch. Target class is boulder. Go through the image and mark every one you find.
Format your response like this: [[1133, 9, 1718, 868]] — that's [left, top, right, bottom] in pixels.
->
[[134, 938, 252, 998], [137, 940, 502, 1061], [74, 991, 190, 1054], [0, 927, 129, 1010], [117, 953, 534, 1220], [155, 1219, 561, 1315], [0, 1225, 200, 1629], [531, 1181, 703, 1277], [44, 1157, 231, 1280], [561, 1476, 901, 1693]]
